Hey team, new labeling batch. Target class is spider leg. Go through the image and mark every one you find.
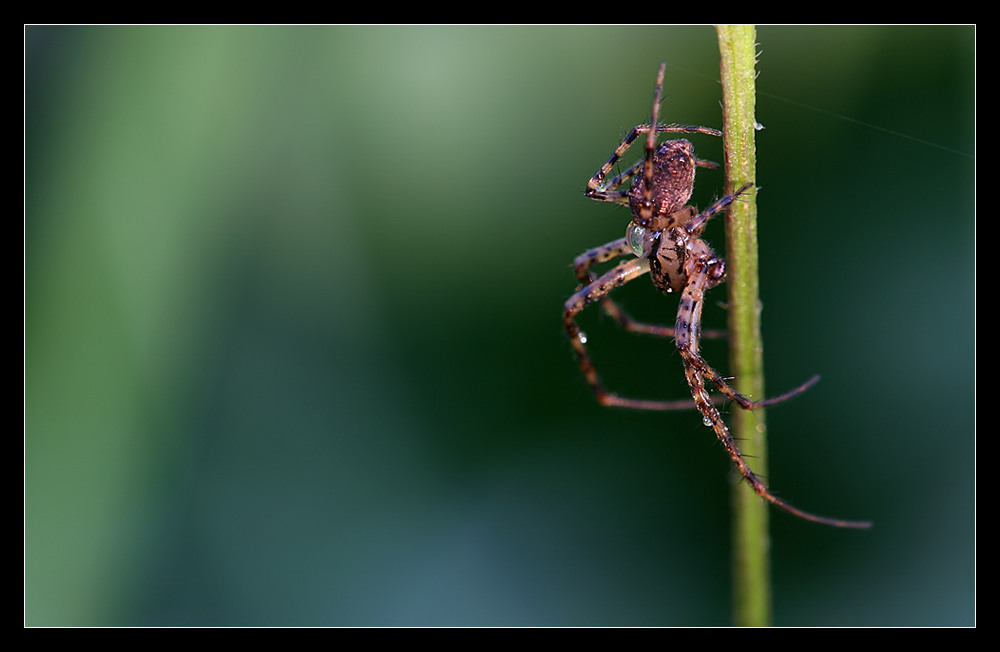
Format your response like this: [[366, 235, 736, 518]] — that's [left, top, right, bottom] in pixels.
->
[[592, 159, 644, 206], [585, 129, 647, 205], [565, 257, 713, 411], [692, 354, 820, 411], [686, 182, 756, 236], [573, 237, 726, 339], [636, 64, 668, 224], [676, 268, 872, 528]]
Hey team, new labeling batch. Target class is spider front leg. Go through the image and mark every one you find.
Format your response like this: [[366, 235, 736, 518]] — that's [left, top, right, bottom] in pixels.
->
[[675, 260, 871, 528]]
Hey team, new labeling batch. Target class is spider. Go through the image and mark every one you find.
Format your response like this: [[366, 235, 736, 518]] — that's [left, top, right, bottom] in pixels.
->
[[563, 62, 870, 529]]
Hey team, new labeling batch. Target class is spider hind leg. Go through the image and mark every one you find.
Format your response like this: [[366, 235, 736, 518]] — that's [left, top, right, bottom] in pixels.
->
[[677, 270, 871, 529]]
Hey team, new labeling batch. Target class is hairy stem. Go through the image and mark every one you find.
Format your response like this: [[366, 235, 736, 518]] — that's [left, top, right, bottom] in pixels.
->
[[716, 24, 771, 627]]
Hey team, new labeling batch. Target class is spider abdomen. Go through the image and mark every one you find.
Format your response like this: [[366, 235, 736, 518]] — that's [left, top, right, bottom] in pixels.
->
[[628, 139, 697, 226]]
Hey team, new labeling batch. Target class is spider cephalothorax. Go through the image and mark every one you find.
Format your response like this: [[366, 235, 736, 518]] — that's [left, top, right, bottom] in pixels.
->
[[564, 62, 870, 529]]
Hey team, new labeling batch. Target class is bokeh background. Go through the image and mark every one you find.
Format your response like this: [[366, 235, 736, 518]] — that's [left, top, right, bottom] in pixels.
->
[[25, 26, 974, 626]]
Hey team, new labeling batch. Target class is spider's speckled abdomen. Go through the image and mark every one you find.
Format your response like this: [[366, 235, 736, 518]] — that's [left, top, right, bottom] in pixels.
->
[[628, 139, 697, 228]]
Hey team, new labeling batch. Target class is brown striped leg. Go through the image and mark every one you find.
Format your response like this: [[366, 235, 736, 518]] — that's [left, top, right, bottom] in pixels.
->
[[675, 269, 871, 528], [685, 183, 755, 236], [564, 257, 708, 411]]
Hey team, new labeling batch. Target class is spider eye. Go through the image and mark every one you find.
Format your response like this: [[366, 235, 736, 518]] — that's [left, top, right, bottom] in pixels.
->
[[626, 223, 647, 257]]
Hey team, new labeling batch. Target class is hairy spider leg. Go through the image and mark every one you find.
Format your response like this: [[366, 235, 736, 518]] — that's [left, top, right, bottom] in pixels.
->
[[637, 62, 669, 225], [675, 263, 872, 529], [564, 256, 717, 411], [563, 250, 840, 519]]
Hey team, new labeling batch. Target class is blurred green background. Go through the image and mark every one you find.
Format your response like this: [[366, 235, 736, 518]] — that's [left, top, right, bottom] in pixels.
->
[[25, 26, 974, 626]]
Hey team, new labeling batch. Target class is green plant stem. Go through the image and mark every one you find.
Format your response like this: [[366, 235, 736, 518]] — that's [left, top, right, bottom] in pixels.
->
[[716, 24, 771, 627]]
